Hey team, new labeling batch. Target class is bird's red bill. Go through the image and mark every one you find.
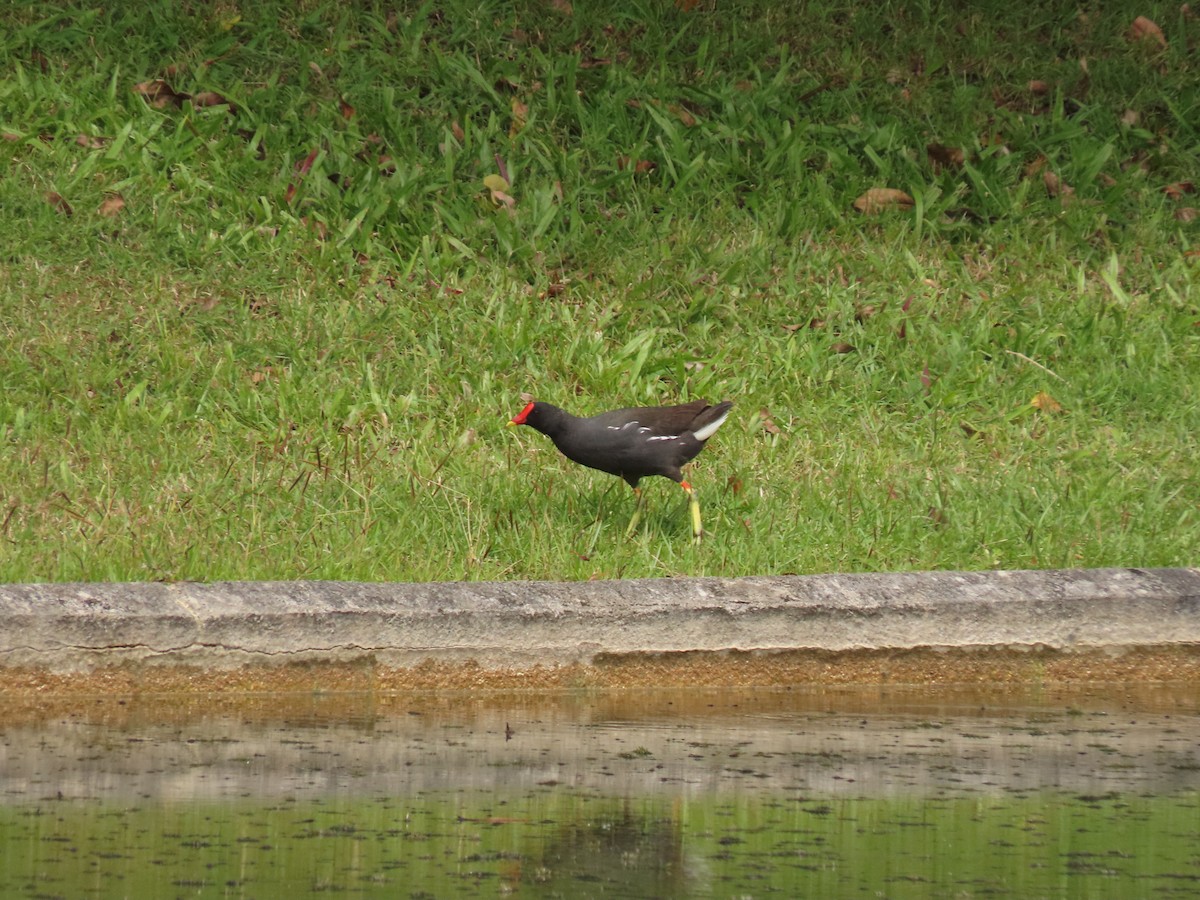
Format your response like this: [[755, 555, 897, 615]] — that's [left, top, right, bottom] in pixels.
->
[[510, 401, 535, 425]]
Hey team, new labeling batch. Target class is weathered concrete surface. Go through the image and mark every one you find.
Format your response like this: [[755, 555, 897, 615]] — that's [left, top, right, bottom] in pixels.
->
[[1, 568, 1197, 678]]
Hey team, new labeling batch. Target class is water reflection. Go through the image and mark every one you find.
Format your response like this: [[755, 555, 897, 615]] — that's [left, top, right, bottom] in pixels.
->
[[1, 685, 1197, 897]]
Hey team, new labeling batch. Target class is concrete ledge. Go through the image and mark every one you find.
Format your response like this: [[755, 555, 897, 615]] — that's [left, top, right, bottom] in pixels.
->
[[1, 568, 1198, 679]]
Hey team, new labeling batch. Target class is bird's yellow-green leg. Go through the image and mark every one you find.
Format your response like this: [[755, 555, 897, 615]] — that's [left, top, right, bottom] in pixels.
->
[[624, 486, 646, 538], [682, 480, 702, 543]]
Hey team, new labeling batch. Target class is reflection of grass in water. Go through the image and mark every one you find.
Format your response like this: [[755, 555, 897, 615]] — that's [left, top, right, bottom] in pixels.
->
[[2, 790, 1197, 897]]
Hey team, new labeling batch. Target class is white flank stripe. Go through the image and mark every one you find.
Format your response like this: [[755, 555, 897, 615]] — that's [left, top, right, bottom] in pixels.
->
[[691, 410, 730, 442]]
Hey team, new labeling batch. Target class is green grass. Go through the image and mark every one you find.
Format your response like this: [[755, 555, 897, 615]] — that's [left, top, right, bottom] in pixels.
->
[[1, 0, 1197, 582]]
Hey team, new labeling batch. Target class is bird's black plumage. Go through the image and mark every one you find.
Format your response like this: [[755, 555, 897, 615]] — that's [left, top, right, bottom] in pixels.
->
[[509, 399, 733, 540]]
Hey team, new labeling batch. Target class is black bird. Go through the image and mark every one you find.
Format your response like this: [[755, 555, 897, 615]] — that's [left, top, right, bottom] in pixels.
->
[[508, 399, 733, 542]]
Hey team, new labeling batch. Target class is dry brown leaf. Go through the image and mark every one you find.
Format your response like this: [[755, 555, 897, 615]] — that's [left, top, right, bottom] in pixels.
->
[[451, 120, 465, 142], [44, 191, 73, 216], [490, 189, 516, 210], [1028, 80, 1051, 95], [2, 132, 21, 142], [1043, 170, 1075, 201], [133, 79, 186, 109], [338, 97, 355, 120], [1164, 181, 1196, 199], [1121, 108, 1140, 126], [98, 194, 125, 217], [669, 104, 697, 127], [830, 342, 856, 354], [1031, 391, 1064, 414], [1175, 207, 1198, 223], [192, 91, 232, 109], [759, 408, 780, 434], [510, 97, 528, 136], [284, 146, 320, 205], [617, 155, 656, 174], [1023, 156, 1048, 178], [1128, 15, 1167, 48], [75, 134, 109, 149], [926, 142, 964, 170], [550, 0, 573, 14], [579, 56, 611, 69], [853, 187, 914, 214]]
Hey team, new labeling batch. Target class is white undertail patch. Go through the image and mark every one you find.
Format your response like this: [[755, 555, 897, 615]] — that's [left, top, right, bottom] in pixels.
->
[[691, 409, 730, 442]]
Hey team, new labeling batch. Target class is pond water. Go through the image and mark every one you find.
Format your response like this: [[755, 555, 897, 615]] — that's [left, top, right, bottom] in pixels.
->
[[1, 684, 1198, 898]]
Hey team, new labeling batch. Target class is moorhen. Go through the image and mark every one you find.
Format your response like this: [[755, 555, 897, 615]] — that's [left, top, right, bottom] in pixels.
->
[[508, 399, 733, 542]]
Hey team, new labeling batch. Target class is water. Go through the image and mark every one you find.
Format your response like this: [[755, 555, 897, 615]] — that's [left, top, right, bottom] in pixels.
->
[[2, 685, 1198, 898]]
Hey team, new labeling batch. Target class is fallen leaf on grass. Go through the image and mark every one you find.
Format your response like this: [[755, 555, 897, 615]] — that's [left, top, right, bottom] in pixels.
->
[[1176, 207, 1198, 223], [483, 174, 515, 209], [853, 188, 913, 214], [1043, 170, 1074, 201], [284, 146, 320, 204], [1031, 391, 1065, 414], [133, 79, 187, 109], [510, 97, 528, 136], [75, 134, 109, 149], [98, 194, 125, 217], [2, 132, 21, 141], [45, 191, 73, 215], [192, 90, 233, 109], [669, 104, 697, 127], [759, 408, 780, 434], [830, 342, 856, 354], [451, 120, 465, 142], [338, 97, 355, 120], [1164, 181, 1196, 199], [550, 0, 573, 14], [617, 155, 656, 174], [1127, 16, 1167, 48], [490, 189, 516, 210], [926, 142, 964, 171]]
